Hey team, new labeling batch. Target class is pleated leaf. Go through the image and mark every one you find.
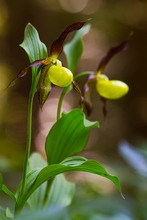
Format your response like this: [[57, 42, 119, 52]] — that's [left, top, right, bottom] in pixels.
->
[[15, 158, 122, 212], [20, 23, 47, 64], [45, 109, 99, 164], [20, 23, 48, 79], [26, 153, 47, 209], [16, 153, 75, 210], [47, 174, 75, 207], [64, 24, 91, 73]]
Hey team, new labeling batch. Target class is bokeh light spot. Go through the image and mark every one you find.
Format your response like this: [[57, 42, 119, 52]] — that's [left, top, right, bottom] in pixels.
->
[[59, 0, 88, 13]]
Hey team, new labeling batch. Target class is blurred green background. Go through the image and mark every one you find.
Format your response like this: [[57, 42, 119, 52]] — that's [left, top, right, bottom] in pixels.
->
[[0, 0, 147, 219]]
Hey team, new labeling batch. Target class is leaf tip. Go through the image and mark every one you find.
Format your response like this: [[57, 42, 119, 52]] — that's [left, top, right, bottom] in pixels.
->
[[121, 192, 125, 200]]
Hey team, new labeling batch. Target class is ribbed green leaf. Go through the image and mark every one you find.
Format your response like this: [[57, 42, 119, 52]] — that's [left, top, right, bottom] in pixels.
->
[[27, 154, 75, 209], [0, 173, 2, 193], [15, 159, 122, 212], [20, 23, 48, 78], [45, 109, 99, 164], [61, 156, 87, 166], [16, 153, 75, 210], [20, 23, 47, 64], [1, 172, 16, 202], [0, 207, 8, 220], [16, 169, 41, 202], [2, 184, 16, 203], [64, 24, 91, 73], [47, 174, 75, 207], [26, 153, 47, 209], [27, 153, 47, 171]]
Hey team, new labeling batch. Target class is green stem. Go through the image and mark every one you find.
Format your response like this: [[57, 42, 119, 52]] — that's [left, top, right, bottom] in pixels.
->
[[56, 72, 92, 120], [43, 88, 70, 207], [19, 69, 40, 197], [57, 85, 72, 120], [74, 71, 93, 81], [43, 178, 54, 206], [20, 86, 35, 196]]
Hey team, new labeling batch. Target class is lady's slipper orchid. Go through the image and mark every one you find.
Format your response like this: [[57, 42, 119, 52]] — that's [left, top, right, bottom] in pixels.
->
[[9, 22, 85, 108], [48, 65, 73, 87], [96, 74, 129, 100], [83, 40, 129, 116]]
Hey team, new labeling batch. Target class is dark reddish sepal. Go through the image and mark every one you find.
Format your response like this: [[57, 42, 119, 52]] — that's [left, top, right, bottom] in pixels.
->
[[97, 40, 129, 73], [18, 59, 45, 77], [50, 21, 85, 57], [5, 59, 45, 89]]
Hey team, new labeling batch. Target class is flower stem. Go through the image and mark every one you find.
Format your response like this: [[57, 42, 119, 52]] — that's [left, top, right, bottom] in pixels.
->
[[74, 71, 93, 81], [43, 179, 54, 206], [57, 85, 72, 120], [20, 86, 35, 196]]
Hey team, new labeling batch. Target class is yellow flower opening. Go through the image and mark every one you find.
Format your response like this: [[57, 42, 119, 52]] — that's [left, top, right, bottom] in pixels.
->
[[48, 65, 73, 87], [96, 74, 129, 99]]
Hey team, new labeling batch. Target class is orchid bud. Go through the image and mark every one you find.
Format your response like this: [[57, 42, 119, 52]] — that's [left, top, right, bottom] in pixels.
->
[[96, 74, 129, 99], [48, 65, 73, 87]]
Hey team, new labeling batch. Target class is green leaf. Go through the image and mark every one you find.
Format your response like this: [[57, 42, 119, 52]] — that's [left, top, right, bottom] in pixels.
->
[[27, 153, 47, 171], [1, 185, 16, 203], [0, 207, 8, 220], [0, 204, 13, 219], [15, 206, 69, 220], [6, 24, 48, 91], [15, 159, 122, 212], [1, 172, 16, 203], [20, 23, 48, 77], [47, 174, 75, 207], [16, 169, 41, 202], [0, 173, 3, 193], [45, 109, 99, 164], [20, 23, 48, 63], [17, 153, 75, 210], [5, 208, 13, 219], [61, 156, 87, 166], [27, 153, 75, 209], [64, 24, 91, 73], [26, 153, 47, 209]]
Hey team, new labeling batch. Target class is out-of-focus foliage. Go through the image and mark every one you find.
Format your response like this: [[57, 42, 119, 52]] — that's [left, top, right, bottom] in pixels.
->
[[119, 141, 147, 177]]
